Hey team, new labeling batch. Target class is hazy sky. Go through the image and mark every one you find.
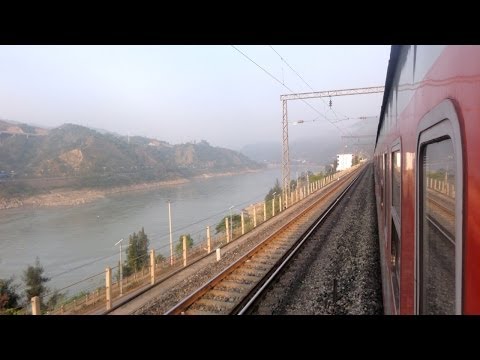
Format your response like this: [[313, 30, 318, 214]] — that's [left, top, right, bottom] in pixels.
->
[[0, 45, 390, 150]]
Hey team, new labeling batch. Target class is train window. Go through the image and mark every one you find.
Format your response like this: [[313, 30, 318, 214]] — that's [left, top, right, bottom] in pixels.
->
[[391, 219, 400, 308], [380, 154, 385, 208], [419, 138, 456, 314], [390, 146, 401, 311], [383, 153, 388, 225], [416, 100, 463, 315], [392, 150, 401, 217]]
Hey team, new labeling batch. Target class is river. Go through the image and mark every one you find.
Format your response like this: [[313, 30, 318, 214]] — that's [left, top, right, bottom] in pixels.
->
[[0, 165, 323, 297]]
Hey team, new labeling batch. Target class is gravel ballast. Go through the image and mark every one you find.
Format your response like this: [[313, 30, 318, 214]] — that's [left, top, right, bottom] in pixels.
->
[[252, 163, 383, 315]]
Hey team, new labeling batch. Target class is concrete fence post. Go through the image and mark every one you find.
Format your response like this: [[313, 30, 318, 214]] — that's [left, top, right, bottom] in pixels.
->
[[279, 195, 282, 212], [241, 211, 245, 235], [207, 226, 211, 253], [225, 217, 230, 243], [183, 235, 187, 267], [272, 197, 275, 217], [31, 296, 41, 315], [150, 249, 155, 285], [253, 205, 257, 228], [105, 267, 112, 310], [216, 248, 221, 261], [263, 202, 266, 222]]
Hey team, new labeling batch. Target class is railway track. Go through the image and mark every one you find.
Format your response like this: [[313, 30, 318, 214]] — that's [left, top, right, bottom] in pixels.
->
[[164, 166, 366, 315]]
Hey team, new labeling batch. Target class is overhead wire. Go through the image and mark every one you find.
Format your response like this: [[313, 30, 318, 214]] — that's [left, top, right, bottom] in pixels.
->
[[267, 45, 352, 134], [231, 45, 348, 136]]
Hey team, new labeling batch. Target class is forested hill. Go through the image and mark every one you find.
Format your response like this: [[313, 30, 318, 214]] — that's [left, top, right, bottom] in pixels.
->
[[0, 121, 263, 194]]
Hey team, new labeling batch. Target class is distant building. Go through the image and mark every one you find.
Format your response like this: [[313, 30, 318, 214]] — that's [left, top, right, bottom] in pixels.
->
[[148, 140, 161, 147], [337, 153, 353, 171]]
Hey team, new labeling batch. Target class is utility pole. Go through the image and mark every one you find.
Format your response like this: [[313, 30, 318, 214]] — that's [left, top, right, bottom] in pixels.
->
[[114, 238, 124, 296], [281, 99, 290, 203], [168, 200, 174, 265], [280, 85, 384, 201]]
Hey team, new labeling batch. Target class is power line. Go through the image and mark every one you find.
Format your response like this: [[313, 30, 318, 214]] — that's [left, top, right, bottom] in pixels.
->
[[268, 45, 316, 92], [232, 45, 295, 92], [268, 45, 354, 127], [232, 45, 348, 135]]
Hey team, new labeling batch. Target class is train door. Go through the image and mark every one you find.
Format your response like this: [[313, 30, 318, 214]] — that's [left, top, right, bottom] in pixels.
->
[[415, 100, 463, 314]]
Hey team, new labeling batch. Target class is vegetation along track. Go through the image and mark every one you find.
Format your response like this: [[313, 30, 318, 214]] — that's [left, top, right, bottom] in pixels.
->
[[164, 165, 367, 315]]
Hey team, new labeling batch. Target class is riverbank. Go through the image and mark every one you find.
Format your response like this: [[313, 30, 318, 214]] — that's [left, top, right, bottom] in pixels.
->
[[0, 179, 189, 210], [0, 169, 261, 210]]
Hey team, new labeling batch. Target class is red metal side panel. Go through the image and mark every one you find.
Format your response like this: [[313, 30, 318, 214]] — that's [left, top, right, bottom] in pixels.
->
[[376, 45, 480, 314]]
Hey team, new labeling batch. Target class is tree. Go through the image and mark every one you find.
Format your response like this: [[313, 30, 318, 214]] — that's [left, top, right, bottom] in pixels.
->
[[45, 289, 65, 311], [215, 214, 241, 234], [156, 253, 166, 264], [22, 257, 50, 305], [262, 179, 282, 218], [308, 171, 324, 183], [290, 179, 297, 190], [125, 227, 150, 275], [0, 277, 20, 312], [264, 179, 282, 202], [176, 234, 194, 254]]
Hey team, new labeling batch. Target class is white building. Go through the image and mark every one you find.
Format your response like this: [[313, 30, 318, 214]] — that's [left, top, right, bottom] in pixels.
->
[[336, 153, 353, 171]]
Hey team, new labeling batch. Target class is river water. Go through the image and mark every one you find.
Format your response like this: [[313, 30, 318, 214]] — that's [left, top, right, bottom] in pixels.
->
[[0, 165, 322, 296]]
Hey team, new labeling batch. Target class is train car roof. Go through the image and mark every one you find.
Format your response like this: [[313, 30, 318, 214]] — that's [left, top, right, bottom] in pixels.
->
[[375, 45, 402, 149]]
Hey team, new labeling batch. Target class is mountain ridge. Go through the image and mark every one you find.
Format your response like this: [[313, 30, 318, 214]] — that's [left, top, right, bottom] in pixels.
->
[[0, 120, 263, 198]]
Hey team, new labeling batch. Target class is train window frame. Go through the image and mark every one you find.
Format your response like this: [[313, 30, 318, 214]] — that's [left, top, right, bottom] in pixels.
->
[[414, 99, 463, 315], [390, 140, 401, 311], [391, 141, 402, 231]]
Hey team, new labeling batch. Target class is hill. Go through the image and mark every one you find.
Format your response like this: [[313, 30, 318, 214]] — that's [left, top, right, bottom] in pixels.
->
[[0, 121, 263, 197]]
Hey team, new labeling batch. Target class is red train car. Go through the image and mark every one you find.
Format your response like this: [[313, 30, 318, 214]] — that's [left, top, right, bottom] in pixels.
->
[[374, 45, 480, 314]]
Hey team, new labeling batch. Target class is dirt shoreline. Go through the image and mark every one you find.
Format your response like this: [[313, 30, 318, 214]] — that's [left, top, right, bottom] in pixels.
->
[[0, 169, 260, 210]]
